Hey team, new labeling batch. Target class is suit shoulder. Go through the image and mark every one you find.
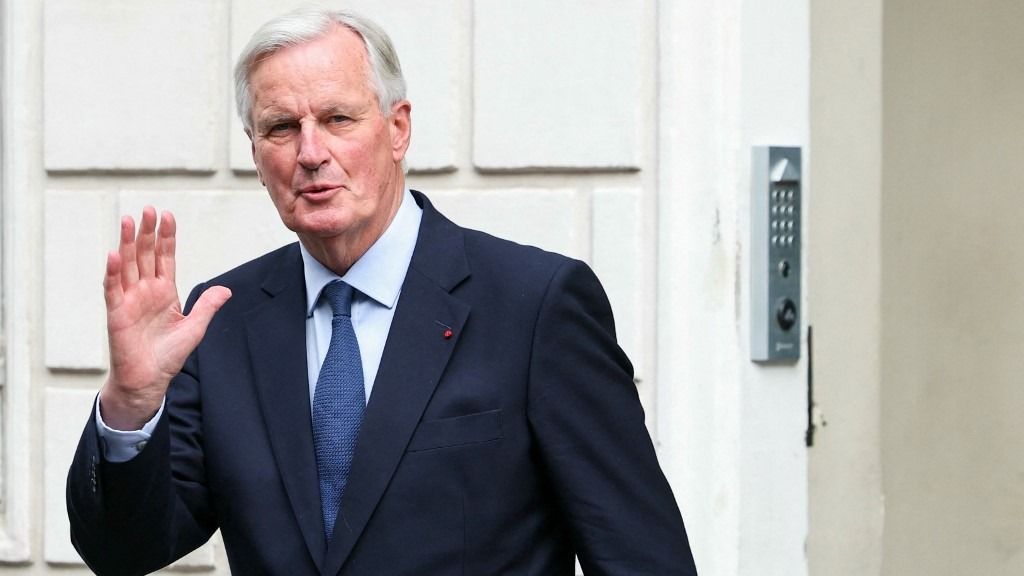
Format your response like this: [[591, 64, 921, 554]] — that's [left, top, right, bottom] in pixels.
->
[[180, 242, 300, 315], [460, 227, 578, 284], [454, 227, 610, 316], [206, 243, 297, 283], [191, 242, 299, 298]]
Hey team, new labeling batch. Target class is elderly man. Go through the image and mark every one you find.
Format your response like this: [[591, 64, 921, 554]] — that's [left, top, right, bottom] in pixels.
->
[[67, 7, 697, 575]]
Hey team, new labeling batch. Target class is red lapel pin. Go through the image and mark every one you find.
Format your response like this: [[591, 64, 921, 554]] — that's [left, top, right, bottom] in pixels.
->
[[435, 321, 455, 340]]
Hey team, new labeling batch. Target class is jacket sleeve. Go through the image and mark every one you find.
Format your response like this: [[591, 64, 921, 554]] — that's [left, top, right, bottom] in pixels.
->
[[527, 259, 699, 576], [66, 286, 216, 576]]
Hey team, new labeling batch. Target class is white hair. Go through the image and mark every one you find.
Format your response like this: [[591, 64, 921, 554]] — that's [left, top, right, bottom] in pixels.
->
[[234, 6, 406, 134]]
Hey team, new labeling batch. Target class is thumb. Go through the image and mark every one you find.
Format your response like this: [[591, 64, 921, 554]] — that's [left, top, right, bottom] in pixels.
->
[[157, 286, 232, 381], [184, 285, 232, 330]]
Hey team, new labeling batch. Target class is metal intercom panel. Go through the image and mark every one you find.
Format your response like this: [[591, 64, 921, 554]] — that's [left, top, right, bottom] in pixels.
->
[[751, 146, 801, 362]]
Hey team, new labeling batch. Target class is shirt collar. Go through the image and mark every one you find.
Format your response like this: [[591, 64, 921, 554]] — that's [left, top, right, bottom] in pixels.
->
[[301, 188, 423, 317]]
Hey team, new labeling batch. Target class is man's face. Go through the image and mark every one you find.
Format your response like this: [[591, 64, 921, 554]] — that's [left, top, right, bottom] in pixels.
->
[[248, 26, 410, 256]]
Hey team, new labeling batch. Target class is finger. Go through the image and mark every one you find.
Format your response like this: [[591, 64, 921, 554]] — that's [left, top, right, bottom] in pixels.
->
[[136, 206, 158, 279], [155, 210, 177, 283], [180, 286, 233, 343], [118, 215, 139, 288], [103, 250, 124, 309]]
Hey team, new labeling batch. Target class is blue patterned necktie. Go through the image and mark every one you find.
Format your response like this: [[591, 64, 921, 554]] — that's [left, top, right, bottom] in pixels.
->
[[312, 280, 365, 543]]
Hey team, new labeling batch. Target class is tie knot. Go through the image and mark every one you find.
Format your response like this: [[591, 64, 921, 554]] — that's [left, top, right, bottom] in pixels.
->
[[322, 281, 355, 317]]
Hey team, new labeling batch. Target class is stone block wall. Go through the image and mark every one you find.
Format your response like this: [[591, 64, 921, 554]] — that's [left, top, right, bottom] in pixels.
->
[[25, 1, 659, 572]]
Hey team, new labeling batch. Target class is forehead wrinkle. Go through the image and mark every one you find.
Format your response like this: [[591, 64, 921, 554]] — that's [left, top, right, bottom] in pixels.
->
[[248, 27, 382, 128]]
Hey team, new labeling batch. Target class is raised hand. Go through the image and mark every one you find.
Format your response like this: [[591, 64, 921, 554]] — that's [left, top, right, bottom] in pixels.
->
[[98, 207, 231, 431]]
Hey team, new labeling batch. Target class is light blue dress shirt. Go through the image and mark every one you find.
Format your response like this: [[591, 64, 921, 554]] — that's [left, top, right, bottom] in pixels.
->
[[97, 189, 423, 462], [301, 188, 422, 405]]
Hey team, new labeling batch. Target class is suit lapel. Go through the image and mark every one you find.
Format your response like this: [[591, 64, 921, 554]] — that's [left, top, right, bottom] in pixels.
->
[[322, 192, 471, 575], [244, 245, 327, 570]]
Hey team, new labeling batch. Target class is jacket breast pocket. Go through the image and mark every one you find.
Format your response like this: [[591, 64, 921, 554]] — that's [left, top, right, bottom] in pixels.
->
[[406, 409, 503, 452]]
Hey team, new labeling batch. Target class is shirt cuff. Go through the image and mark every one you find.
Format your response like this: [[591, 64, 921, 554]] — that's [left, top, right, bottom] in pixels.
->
[[94, 395, 165, 463]]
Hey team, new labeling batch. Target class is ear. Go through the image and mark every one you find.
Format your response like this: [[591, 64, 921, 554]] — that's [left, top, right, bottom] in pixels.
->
[[388, 100, 412, 163]]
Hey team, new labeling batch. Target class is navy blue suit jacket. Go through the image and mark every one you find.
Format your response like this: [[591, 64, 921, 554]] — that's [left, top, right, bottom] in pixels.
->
[[68, 191, 697, 575]]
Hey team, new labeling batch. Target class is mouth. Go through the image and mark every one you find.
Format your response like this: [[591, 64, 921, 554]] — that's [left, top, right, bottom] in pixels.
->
[[297, 184, 343, 202]]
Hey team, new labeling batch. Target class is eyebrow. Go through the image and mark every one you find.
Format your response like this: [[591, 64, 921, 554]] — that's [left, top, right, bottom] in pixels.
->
[[319, 103, 360, 117], [256, 112, 296, 127]]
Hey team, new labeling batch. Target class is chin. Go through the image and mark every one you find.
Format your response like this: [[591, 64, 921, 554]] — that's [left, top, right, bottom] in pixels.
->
[[289, 212, 357, 238]]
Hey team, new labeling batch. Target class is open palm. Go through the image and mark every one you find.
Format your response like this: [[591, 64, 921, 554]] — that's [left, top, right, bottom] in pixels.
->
[[100, 207, 231, 430]]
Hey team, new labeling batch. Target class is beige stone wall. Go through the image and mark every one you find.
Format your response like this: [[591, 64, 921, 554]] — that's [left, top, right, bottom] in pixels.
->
[[809, 0, 1024, 574], [807, 0, 886, 573], [881, 0, 1024, 574]]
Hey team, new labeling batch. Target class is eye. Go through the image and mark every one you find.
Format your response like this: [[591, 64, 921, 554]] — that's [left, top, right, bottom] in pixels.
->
[[259, 119, 297, 136], [328, 114, 351, 124]]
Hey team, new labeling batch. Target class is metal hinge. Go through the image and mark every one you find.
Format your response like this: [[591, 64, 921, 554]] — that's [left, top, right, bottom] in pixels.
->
[[806, 326, 815, 447]]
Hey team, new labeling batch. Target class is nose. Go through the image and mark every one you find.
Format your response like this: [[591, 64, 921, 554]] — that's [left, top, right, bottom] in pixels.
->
[[296, 122, 329, 171]]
